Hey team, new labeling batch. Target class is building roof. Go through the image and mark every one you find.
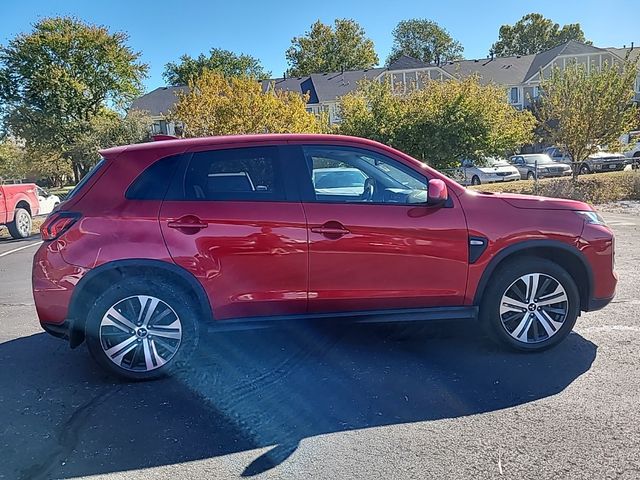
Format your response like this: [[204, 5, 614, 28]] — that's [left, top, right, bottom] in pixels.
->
[[130, 41, 639, 116], [262, 68, 384, 103], [387, 55, 432, 70], [129, 86, 188, 117], [442, 54, 536, 85]]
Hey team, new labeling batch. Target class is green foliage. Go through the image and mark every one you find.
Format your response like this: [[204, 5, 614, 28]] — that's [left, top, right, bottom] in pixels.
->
[[169, 70, 328, 137], [338, 76, 536, 170], [491, 13, 590, 57], [0, 138, 27, 181], [537, 58, 639, 179], [468, 170, 640, 204], [0, 16, 148, 182], [286, 19, 378, 76], [163, 48, 270, 85], [387, 19, 463, 66], [66, 109, 152, 177]]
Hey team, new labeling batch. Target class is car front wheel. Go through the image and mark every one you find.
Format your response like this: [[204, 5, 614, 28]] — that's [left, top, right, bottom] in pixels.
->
[[527, 171, 536, 180], [85, 278, 199, 380], [471, 175, 481, 186], [480, 258, 580, 351]]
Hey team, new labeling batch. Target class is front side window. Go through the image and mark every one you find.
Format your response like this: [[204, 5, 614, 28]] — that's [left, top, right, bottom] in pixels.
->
[[174, 146, 284, 201], [302, 146, 428, 205]]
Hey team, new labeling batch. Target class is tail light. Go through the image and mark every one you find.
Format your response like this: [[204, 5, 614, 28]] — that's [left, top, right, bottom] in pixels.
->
[[41, 212, 81, 241]]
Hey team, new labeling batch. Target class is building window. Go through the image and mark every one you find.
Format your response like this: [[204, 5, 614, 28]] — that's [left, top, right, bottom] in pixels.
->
[[509, 87, 520, 104], [532, 86, 540, 99]]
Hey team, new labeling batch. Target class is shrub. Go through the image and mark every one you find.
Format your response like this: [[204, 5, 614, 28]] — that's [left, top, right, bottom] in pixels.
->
[[468, 170, 640, 204]]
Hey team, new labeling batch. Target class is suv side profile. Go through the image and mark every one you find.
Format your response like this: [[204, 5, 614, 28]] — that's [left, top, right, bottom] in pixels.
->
[[33, 134, 617, 380]]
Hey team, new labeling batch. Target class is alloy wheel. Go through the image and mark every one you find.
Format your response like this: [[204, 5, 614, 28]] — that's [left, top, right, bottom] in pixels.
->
[[499, 273, 569, 344], [99, 295, 182, 372], [17, 212, 30, 237]]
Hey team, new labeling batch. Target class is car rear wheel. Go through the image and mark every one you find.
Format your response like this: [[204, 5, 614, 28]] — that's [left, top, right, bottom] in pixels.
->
[[85, 278, 199, 380], [7, 208, 32, 239], [471, 175, 481, 186], [480, 258, 579, 351]]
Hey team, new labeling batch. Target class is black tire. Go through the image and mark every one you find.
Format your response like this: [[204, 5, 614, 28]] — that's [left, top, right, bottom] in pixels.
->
[[479, 257, 580, 352], [579, 164, 591, 175], [471, 175, 481, 186], [7, 207, 32, 239], [85, 278, 200, 380], [526, 171, 535, 180]]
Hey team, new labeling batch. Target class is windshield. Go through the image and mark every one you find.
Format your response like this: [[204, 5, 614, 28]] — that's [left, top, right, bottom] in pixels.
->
[[66, 158, 106, 200], [525, 154, 554, 165]]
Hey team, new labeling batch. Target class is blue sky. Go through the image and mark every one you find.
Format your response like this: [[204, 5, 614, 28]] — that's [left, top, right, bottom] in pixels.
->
[[0, 0, 637, 91]]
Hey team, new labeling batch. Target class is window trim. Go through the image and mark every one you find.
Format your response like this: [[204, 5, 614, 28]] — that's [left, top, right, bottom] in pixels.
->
[[294, 144, 431, 206]]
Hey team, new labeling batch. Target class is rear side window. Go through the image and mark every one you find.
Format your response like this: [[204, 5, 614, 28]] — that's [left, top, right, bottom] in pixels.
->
[[168, 146, 285, 201], [126, 154, 183, 200], [66, 158, 106, 200]]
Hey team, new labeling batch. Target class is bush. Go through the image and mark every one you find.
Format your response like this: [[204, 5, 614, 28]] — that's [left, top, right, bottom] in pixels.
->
[[468, 170, 640, 204]]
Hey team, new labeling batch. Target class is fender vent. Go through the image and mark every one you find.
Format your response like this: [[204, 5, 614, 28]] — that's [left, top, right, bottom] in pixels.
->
[[469, 236, 488, 264]]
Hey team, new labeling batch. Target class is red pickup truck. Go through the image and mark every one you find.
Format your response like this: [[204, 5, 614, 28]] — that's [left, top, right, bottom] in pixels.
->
[[0, 183, 39, 239]]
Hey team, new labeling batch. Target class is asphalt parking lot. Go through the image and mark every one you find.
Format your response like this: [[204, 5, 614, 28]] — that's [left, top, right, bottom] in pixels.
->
[[0, 211, 638, 480]]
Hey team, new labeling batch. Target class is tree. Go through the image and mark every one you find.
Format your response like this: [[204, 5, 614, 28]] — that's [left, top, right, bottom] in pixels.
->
[[491, 13, 590, 57], [286, 19, 378, 76], [0, 17, 148, 182], [163, 48, 270, 85], [168, 70, 327, 137], [387, 19, 463, 66], [66, 109, 152, 177], [537, 59, 639, 180], [339, 76, 536, 170]]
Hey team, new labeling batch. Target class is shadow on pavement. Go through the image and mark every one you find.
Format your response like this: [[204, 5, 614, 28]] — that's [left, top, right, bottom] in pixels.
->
[[0, 233, 41, 244], [0, 322, 597, 479]]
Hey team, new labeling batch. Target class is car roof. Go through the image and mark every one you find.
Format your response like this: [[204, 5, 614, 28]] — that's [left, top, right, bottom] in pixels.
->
[[99, 133, 391, 160]]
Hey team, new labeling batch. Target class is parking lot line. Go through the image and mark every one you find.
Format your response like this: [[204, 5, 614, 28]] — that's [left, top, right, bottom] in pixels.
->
[[0, 241, 43, 258]]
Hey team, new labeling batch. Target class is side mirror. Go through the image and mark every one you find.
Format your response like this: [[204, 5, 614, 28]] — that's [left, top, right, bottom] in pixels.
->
[[427, 179, 448, 206]]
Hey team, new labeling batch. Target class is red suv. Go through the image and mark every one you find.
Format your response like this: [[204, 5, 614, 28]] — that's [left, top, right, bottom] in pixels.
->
[[33, 134, 617, 380]]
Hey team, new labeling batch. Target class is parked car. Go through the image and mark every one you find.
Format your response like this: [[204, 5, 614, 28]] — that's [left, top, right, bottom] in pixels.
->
[[621, 131, 640, 168], [34, 134, 617, 380], [509, 154, 572, 180], [36, 186, 61, 216], [312, 167, 368, 195], [544, 146, 628, 174], [457, 158, 521, 185], [0, 183, 39, 239]]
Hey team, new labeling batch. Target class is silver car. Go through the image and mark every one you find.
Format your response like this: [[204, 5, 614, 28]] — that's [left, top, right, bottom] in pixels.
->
[[509, 154, 572, 180], [457, 157, 521, 185]]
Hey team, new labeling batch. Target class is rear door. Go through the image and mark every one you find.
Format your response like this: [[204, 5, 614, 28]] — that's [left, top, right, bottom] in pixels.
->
[[159, 145, 308, 320], [291, 144, 469, 314]]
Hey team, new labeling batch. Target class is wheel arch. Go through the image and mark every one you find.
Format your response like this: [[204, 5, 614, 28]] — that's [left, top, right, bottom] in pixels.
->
[[15, 200, 32, 215], [67, 259, 213, 347], [473, 240, 593, 312]]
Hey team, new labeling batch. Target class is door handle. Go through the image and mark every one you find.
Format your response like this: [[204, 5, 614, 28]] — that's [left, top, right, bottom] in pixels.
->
[[311, 221, 350, 237], [167, 215, 208, 230]]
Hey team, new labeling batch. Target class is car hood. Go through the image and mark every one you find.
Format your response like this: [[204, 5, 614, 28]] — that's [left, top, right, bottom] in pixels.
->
[[476, 191, 592, 211]]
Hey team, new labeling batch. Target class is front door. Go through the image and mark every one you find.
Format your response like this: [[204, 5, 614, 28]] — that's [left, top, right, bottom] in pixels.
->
[[159, 145, 308, 320], [292, 144, 469, 314]]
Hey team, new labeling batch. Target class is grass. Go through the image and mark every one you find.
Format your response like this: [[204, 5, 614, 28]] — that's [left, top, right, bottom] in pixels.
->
[[468, 170, 640, 204]]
